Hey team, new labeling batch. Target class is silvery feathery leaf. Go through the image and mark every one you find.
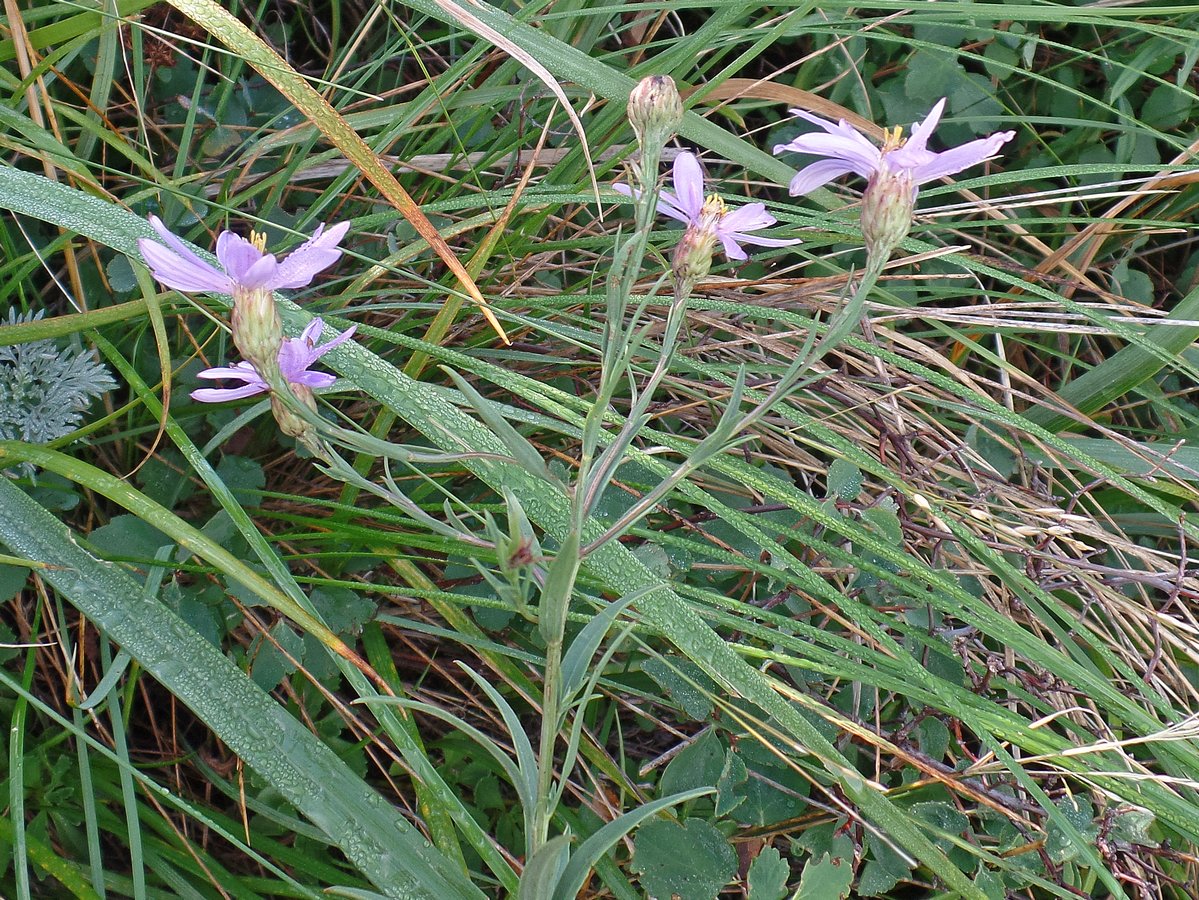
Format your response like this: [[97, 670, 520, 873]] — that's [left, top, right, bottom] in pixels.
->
[[0, 308, 117, 474]]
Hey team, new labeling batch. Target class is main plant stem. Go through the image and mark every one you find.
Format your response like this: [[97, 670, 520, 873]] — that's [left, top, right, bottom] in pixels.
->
[[527, 142, 665, 855]]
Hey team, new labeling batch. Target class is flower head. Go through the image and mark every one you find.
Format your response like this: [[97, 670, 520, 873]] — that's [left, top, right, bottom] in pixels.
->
[[773, 98, 1015, 200], [137, 216, 351, 296], [672, 195, 724, 285], [614, 152, 801, 262], [139, 216, 350, 376], [191, 318, 355, 403]]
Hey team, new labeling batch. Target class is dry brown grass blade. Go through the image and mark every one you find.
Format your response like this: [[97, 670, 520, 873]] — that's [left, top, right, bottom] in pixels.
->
[[687, 78, 884, 137], [1029, 135, 1199, 301]]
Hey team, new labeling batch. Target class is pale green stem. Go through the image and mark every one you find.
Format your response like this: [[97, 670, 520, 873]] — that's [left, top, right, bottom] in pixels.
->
[[527, 139, 667, 856], [810, 252, 888, 365]]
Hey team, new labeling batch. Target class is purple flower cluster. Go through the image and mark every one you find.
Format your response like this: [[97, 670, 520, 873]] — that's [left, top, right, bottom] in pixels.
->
[[137, 219, 354, 404], [137, 97, 1015, 415], [138, 216, 350, 296], [615, 152, 801, 261], [773, 98, 1015, 201], [619, 96, 1014, 265], [191, 318, 355, 403]]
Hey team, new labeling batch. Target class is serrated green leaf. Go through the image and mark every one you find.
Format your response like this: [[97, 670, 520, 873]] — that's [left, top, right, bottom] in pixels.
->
[[730, 748, 811, 827], [859, 830, 914, 897], [715, 748, 748, 817], [0, 563, 28, 602], [250, 621, 304, 691], [660, 730, 723, 798], [310, 586, 377, 637], [746, 846, 789, 900], [911, 801, 969, 835], [215, 455, 265, 508], [1110, 807, 1156, 847], [974, 866, 1006, 900], [552, 788, 712, 900], [796, 852, 853, 900], [632, 817, 736, 900], [1046, 796, 1099, 863], [915, 717, 951, 763], [87, 514, 174, 562], [826, 458, 863, 502]]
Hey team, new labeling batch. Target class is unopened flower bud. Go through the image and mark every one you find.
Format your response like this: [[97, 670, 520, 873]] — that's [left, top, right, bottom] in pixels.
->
[[627, 75, 684, 150], [671, 194, 723, 286]]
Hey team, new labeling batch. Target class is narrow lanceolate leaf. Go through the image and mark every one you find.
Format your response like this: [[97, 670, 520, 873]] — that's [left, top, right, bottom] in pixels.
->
[[0, 477, 485, 900], [161, 0, 508, 344]]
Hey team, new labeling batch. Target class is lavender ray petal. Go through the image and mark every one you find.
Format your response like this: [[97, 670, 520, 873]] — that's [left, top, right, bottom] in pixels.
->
[[671, 152, 705, 221], [138, 239, 233, 293], [215, 231, 266, 282], [195, 363, 260, 381], [905, 98, 947, 153], [289, 371, 338, 389], [238, 255, 282, 290], [884, 143, 937, 173], [277, 338, 312, 378], [719, 202, 776, 233], [717, 233, 749, 261], [773, 132, 880, 178], [312, 324, 357, 358], [146, 216, 227, 276], [191, 383, 270, 402], [727, 232, 802, 248], [299, 318, 325, 346], [910, 130, 1015, 185], [784, 108, 859, 138], [615, 179, 691, 224], [654, 190, 695, 225], [273, 221, 351, 289], [787, 159, 862, 196]]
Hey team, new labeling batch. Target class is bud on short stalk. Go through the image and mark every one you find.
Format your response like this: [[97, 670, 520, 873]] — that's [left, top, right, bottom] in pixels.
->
[[627, 75, 684, 150], [270, 384, 324, 457]]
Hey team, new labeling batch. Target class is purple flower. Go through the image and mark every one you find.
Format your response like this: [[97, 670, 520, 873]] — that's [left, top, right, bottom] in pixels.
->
[[192, 318, 355, 403], [773, 98, 1015, 198], [138, 216, 351, 295], [615, 152, 800, 261]]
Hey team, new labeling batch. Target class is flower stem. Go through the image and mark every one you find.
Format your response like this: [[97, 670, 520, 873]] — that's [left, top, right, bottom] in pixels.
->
[[810, 252, 887, 364], [526, 136, 668, 856]]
